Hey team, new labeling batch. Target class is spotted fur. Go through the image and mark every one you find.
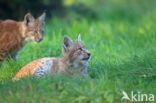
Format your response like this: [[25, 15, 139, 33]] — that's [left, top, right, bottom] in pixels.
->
[[34, 58, 53, 77]]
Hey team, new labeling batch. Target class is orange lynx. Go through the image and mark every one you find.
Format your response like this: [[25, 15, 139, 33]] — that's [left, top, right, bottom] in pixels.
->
[[0, 12, 46, 61], [13, 34, 91, 80]]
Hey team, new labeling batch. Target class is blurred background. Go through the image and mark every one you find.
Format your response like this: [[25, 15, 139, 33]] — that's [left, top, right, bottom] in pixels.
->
[[0, 0, 98, 20], [0, 0, 155, 21]]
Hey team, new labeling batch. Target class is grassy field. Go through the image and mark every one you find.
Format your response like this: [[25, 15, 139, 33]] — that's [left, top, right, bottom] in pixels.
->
[[0, 0, 156, 103]]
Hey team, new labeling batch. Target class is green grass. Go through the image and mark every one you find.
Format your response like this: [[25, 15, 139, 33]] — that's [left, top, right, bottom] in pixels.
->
[[0, 0, 156, 103]]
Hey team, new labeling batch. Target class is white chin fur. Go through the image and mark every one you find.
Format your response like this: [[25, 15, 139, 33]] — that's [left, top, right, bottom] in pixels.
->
[[25, 36, 35, 43]]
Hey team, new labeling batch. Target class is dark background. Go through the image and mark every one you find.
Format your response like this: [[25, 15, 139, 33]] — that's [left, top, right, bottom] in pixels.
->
[[0, 0, 63, 20], [0, 0, 97, 20]]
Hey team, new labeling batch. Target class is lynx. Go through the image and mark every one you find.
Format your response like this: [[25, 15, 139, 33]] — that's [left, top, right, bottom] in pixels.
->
[[13, 34, 91, 80], [0, 12, 46, 61]]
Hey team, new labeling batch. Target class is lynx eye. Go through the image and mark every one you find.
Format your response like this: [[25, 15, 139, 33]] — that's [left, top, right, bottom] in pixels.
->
[[78, 48, 82, 51], [41, 30, 44, 34], [34, 30, 38, 34]]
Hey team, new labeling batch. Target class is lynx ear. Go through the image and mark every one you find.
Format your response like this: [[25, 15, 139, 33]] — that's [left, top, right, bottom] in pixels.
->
[[77, 34, 81, 42], [24, 13, 35, 26], [62, 36, 72, 55], [38, 12, 46, 24]]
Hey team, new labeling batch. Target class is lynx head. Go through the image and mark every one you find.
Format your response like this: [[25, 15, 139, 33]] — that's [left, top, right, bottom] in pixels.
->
[[23, 12, 46, 43], [62, 34, 91, 67]]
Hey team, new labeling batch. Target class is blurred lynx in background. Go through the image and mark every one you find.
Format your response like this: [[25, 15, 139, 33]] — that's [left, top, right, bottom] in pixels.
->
[[0, 12, 46, 62]]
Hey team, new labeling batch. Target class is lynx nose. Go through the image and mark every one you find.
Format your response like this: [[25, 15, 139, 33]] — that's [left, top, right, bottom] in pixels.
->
[[35, 36, 43, 42], [36, 38, 42, 43], [87, 53, 91, 57]]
